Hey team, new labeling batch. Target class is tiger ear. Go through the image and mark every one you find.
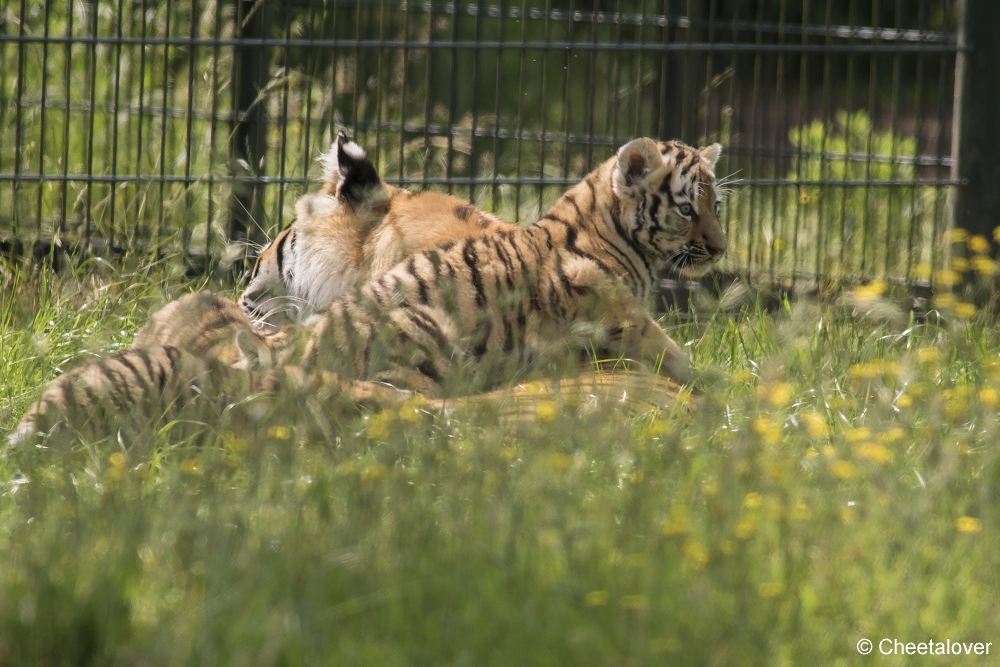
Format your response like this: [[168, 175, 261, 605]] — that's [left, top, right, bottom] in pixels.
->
[[614, 137, 663, 197], [318, 131, 383, 204], [234, 329, 273, 371], [700, 143, 723, 168]]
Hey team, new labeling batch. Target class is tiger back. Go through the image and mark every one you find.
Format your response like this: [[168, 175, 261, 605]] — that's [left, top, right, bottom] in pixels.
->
[[239, 131, 518, 327], [300, 137, 726, 396]]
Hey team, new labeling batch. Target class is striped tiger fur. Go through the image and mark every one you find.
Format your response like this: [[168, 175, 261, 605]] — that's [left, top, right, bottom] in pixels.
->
[[8, 290, 422, 446], [299, 137, 726, 395], [9, 292, 285, 445], [239, 131, 518, 328]]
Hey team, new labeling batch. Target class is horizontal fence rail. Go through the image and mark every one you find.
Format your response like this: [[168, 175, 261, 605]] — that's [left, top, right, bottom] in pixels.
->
[[0, 0, 961, 289]]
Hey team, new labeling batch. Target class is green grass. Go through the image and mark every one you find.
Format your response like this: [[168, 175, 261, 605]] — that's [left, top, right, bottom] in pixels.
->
[[2, 261, 999, 665]]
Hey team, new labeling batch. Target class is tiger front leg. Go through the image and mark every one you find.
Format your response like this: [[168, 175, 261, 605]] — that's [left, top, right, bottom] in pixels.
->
[[625, 311, 691, 385], [587, 292, 691, 385]]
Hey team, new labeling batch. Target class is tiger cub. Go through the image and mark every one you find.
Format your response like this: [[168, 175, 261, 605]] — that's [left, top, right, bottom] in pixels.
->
[[300, 137, 726, 394], [239, 131, 519, 327], [8, 292, 282, 445], [8, 291, 420, 446]]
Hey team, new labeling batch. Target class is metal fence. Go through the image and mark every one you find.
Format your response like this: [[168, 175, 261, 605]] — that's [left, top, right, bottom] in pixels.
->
[[0, 0, 964, 287]]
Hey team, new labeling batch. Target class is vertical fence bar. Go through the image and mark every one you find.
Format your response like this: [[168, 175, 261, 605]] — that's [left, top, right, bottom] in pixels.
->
[[229, 0, 271, 253], [952, 0, 998, 243]]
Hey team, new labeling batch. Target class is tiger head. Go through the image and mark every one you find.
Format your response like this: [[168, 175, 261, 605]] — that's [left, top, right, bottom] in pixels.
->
[[611, 137, 727, 277], [239, 131, 394, 327]]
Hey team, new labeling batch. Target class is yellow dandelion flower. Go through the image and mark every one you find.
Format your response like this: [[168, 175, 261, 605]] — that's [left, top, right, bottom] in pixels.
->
[[732, 369, 755, 383], [500, 445, 518, 460], [360, 463, 389, 483], [105, 466, 125, 483], [945, 227, 969, 244], [993, 225, 1000, 243], [854, 279, 888, 302], [367, 410, 395, 440], [934, 269, 960, 287], [973, 256, 997, 276], [629, 471, 645, 484], [849, 363, 881, 380], [399, 405, 422, 423], [773, 238, 786, 251], [753, 417, 783, 445], [909, 263, 932, 281], [839, 506, 856, 524], [878, 427, 906, 444], [267, 425, 291, 440], [821, 445, 837, 459], [535, 399, 558, 423], [683, 539, 709, 570], [584, 590, 608, 607], [701, 479, 719, 496], [979, 387, 1000, 408], [803, 412, 829, 438], [830, 460, 855, 479], [109, 452, 126, 468], [735, 515, 757, 539], [951, 257, 969, 272], [523, 381, 547, 395], [180, 459, 201, 476], [854, 442, 893, 464], [896, 394, 913, 408], [954, 302, 976, 319], [968, 235, 991, 254], [767, 382, 794, 408], [758, 581, 784, 598], [791, 500, 812, 521], [744, 492, 762, 509], [845, 427, 871, 443], [916, 347, 940, 364], [644, 418, 671, 438], [661, 508, 691, 536], [620, 594, 647, 610], [956, 516, 982, 534], [223, 431, 248, 453], [932, 293, 956, 309], [945, 398, 967, 421]]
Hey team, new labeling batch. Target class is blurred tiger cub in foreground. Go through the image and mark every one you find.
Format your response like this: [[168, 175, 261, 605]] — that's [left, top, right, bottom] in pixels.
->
[[8, 290, 415, 446], [301, 137, 726, 394], [9, 292, 283, 446], [240, 131, 518, 327]]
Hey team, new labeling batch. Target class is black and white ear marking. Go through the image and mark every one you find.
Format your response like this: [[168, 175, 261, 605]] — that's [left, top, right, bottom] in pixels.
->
[[318, 131, 382, 203]]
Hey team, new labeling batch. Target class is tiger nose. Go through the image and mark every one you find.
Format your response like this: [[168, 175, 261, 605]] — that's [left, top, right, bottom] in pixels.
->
[[706, 237, 727, 259]]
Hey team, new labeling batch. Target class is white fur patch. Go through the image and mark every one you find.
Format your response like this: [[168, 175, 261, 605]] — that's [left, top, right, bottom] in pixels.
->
[[342, 141, 366, 161], [318, 143, 340, 184]]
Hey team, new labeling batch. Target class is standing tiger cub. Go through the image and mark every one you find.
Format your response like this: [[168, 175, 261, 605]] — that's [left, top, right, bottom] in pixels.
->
[[240, 131, 518, 327], [301, 137, 726, 394]]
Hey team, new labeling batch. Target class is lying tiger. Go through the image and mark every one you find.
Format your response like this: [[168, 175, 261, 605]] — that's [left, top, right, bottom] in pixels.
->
[[299, 136, 725, 396]]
